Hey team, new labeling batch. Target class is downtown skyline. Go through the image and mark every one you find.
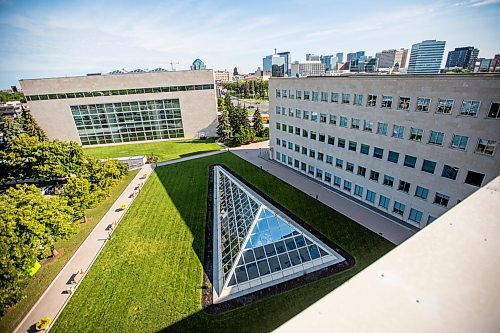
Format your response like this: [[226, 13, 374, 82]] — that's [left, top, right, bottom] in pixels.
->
[[0, 0, 499, 88]]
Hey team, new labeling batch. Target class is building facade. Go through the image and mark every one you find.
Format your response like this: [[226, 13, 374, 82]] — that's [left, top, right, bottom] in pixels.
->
[[375, 49, 397, 68], [291, 61, 326, 77], [407, 40, 446, 74], [269, 74, 500, 229], [214, 70, 232, 84], [20, 70, 218, 145], [191, 58, 207, 70], [394, 48, 409, 69], [445, 46, 479, 70]]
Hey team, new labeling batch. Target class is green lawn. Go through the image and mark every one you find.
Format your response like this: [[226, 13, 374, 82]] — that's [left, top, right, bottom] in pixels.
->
[[83, 138, 222, 162], [0, 170, 139, 333], [51, 153, 394, 333]]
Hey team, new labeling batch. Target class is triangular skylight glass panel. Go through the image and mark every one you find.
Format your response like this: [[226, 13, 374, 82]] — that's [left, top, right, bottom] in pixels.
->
[[212, 166, 345, 303]]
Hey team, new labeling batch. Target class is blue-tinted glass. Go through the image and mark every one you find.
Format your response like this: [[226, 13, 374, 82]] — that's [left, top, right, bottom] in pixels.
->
[[319, 248, 328, 256], [275, 241, 287, 254], [251, 223, 259, 235], [243, 249, 255, 263], [280, 223, 294, 238], [246, 263, 259, 280], [235, 266, 248, 282], [289, 250, 302, 266], [260, 208, 273, 218], [264, 244, 276, 256], [270, 227, 283, 241], [285, 238, 297, 251], [228, 275, 237, 286], [250, 234, 260, 247], [257, 219, 270, 232], [268, 256, 281, 272], [237, 257, 244, 266], [305, 237, 313, 245], [294, 235, 306, 248], [298, 247, 311, 262], [254, 247, 266, 260], [259, 231, 273, 246], [257, 260, 270, 276], [309, 245, 320, 259], [278, 253, 292, 268]]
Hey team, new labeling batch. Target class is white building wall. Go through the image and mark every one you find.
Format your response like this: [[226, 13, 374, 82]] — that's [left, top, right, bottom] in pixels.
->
[[269, 74, 500, 229]]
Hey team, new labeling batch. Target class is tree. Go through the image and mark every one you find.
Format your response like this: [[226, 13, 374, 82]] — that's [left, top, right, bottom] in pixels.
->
[[59, 177, 95, 222], [81, 158, 127, 201], [19, 110, 47, 142], [216, 108, 232, 142], [252, 108, 264, 137], [229, 104, 249, 136], [0, 116, 24, 150], [0, 185, 76, 314], [223, 91, 233, 112], [0, 135, 85, 182]]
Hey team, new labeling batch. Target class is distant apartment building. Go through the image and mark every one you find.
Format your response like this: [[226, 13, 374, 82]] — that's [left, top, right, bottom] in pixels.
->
[[375, 49, 397, 68], [394, 48, 409, 69], [263, 51, 290, 77], [269, 74, 500, 230], [407, 40, 446, 74], [0, 100, 23, 117], [349, 57, 378, 73], [291, 61, 326, 77], [306, 54, 320, 61], [20, 70, 218, 145], [191, 58, 207, 70], [278, 51, 291, 76], [346, 51, 365, 64], [336, 53, 344, 63], [214, 70, 232, 84], [445, 46, 479, 70], [376, 48, 408, 70]]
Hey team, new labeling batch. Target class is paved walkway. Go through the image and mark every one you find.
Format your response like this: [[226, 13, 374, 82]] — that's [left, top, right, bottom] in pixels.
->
[[230, 141, 415, 245]]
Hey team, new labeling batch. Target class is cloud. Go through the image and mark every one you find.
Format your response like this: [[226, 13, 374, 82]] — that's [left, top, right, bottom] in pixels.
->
[[454, 0, 500, 6]]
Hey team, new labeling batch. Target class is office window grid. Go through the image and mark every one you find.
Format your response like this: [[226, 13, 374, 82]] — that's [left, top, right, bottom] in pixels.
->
[[71, 99, 184, 145]]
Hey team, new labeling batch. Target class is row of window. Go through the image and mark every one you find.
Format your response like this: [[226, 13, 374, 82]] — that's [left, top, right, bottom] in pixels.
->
[[26, 83, 215, 101], [275, 89, 500, 119], [275, 136, 486, 188], [275, 117, 497, 156], [275, 150, 438, 226], [71, 99, 184, 146]]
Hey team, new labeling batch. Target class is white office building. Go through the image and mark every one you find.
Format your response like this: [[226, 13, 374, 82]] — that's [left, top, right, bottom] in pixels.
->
[[269, 74, 500, 229], [20, 70, 218, 146]]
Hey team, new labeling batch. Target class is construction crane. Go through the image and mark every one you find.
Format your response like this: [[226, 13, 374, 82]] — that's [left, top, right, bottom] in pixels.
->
[[169, 60, 179, 71]]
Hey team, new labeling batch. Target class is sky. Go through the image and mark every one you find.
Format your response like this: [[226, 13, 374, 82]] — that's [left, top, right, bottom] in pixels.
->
[[0, 0, 499, 88]]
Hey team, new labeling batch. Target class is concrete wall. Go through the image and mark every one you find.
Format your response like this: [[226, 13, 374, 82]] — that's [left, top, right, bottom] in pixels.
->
[[20, 70, 218, 144], [269, 74, 500, 228]]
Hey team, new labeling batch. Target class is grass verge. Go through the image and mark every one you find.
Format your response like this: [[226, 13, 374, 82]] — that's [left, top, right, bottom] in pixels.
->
[[51, 153, 394, 333], [0, 170, 139, 333], [83, 138, 222, 162]]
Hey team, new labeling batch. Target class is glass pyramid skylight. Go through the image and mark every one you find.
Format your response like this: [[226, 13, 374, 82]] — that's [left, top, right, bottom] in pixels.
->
[[212, 166, 345, 303]]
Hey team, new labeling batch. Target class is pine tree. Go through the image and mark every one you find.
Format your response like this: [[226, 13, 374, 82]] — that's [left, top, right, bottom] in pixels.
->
[[252, 108, 264, 137], [217, 108, 232, 142]]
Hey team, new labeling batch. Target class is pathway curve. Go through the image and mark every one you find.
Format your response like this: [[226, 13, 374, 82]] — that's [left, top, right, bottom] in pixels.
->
[[14, 150, 225, 333], [230, 141, 415, 245]]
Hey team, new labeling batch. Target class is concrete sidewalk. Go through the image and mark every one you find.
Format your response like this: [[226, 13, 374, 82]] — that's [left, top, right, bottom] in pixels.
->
[[230, 141, 415, 245]]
